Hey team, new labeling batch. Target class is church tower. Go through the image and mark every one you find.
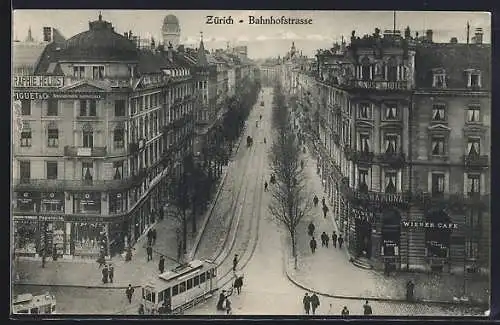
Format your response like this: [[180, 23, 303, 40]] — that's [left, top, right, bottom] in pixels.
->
[[162, 14, 181, 48]]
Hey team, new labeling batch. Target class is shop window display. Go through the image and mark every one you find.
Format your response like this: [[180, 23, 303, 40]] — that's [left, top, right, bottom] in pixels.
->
[[14, 221, 39, 255], [71, 223, 107, 256], [73, 192, 101, 214]]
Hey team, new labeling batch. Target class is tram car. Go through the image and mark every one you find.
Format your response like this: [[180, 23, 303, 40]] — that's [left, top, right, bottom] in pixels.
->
[[12, 292, 57, 314], [141, 259, 218, 315]]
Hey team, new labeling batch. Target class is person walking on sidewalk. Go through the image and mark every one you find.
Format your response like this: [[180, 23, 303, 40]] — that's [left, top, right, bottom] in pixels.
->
[[322, 197, 326, 207], [311, 293, 320, 315], [320, 232, 328, 247], [233, 275, 244, 294], [264, 181, 268, 192], [159, 255, 165, 273], [147, 229, 153, 246], [322, 204, 329, 218], [363, 300, 373, 315], [313, 195, 319, 207], [101, 265, 108, 284], [146, 245, 153, 262], [308, 221, 315, 237], [126, 284, 134, 304], [341, 306, 349, 317], [338, 235, 344, 249], [309, 237, 317, 254], [233, 254, 239, 272], [324, 233, 329, 248], [151, 228, 157, 246], [108, 263, 114, 283], [332, 231, 337, 248], [302, 293, 311, 315]]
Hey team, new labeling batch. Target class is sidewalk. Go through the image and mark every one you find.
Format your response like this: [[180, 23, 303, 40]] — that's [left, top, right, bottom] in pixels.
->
[[14, 147, 240, 289], [284, 138, 489, 307]]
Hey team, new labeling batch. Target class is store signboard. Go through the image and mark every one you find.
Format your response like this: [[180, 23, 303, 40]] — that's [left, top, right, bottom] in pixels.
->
[[13, 92, 102, 101], [18, 192, 33, 204], [12, 215, 64, 222], [41, 192, 63, 204], [77, 147, 92, 157], [401, 221, 458, 230], [81, 193, 96, 206], [13, 75, 64, 88]]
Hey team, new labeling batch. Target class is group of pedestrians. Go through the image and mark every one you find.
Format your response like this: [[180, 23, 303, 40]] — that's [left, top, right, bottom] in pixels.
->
[[308, 222, 343, 254], [302, 293, 374, 316], [100, 263, 115, 284], [313, 195, 329, 218]]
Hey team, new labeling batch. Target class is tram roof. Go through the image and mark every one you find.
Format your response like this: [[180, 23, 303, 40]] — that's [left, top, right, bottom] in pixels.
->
[[142, 259, 216, 290]]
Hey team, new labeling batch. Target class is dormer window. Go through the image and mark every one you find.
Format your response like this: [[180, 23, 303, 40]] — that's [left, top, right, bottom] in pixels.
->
[[432, 104, 446, 122], [466, 69, 482, 88], [73, 66, 85, 78], [432, 69, 447, 89]]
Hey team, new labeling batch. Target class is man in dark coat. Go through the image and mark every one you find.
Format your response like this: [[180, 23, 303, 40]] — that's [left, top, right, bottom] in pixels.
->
[[159, 255, 165, 273], [310, 293, 320, 315], [233, 254, 239, 271], [151, 228, 157, 245], [322, 197, 326, 207], [146, 245, 153, 261], [406, 280, 415, 302], [217, 290, 226, 310], [320, 232, 328, 247], [313, 195, 319, 207], [303, 293, 311, 315], [363, 300, 373, 315], [264, 181, 268, 191], [338, 235, 344, 249], [322, 204, 329, 218], [308, 222, 315, 237], [234, 276, 244, 294], [324, 233, 329, 248], [309, 237, 317, 254], [332, 232, 337, 248], [108, 264, 114, 283], [147, 229, 153, 246], [341, 306, 349, 317], [101, 265, 108, 284], [126, 284, 134, 304]]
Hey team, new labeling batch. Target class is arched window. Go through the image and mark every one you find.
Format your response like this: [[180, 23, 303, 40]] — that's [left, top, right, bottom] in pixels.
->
[[388, 57, 398, 81]]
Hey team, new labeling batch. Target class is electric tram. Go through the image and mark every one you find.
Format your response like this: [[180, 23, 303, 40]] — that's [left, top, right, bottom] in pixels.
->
[[12, 293, 57, 314], [141, 259, 218, 315]]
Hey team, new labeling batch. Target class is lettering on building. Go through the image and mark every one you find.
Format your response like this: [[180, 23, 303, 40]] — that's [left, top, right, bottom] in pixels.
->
[[13, 75, 64, 88], [355, 191, 407, 204], [401, 221, 458, 229]]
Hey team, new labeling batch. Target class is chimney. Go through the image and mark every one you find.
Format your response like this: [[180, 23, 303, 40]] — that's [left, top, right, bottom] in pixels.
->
[[450, 37, 458, 44], [167, 42, 174, 61], [474, 28, 483, 44], [426, 29, 433, 43]]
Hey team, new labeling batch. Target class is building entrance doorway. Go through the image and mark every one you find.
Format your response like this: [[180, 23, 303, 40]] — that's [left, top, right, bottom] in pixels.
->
[[381, 209, 401, 273], [355, 218, 372, 258]]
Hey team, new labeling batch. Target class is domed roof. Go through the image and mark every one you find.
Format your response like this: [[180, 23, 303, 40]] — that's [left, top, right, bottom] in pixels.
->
[[162, 14, 180, 32], [62, 15, 139, 61]]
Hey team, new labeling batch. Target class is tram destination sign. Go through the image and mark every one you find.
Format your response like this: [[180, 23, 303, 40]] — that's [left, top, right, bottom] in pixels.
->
[[13, 75, 64, 88]]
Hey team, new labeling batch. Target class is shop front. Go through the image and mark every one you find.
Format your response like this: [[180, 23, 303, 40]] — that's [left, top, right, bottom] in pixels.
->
[[352, 207, 374, 259], [13, 215, 66, 258], [15, 191, 39, 213], [40, 192, 65, 213], [425, 208, 453, 272], [380, 209, 402, 273]]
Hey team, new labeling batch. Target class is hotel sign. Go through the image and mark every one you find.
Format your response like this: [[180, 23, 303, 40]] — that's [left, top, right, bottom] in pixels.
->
[[13, 75, 64, 88], [354, 191, 409, 204]]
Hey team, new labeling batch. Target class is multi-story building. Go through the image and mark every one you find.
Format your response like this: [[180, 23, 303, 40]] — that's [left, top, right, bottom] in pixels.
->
[[12, 13, 196, 260], [289, 27, 490, 276]]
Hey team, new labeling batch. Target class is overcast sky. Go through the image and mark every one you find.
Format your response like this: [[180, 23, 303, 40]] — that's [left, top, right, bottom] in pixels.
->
[[12, 10, 491, 59]]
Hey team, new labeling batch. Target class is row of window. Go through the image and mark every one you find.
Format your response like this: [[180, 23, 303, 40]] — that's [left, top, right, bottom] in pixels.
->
[[432, 69, 482, 89], [20, 99, 127, 118], [73, 65, 105, 80], [18, 160, 125, 181], [356, 168, 482, 195]]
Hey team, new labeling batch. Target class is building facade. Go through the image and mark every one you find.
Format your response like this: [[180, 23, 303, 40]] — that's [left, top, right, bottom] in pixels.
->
[[12, 14, 196, 260], [287, 27, 490, 276]]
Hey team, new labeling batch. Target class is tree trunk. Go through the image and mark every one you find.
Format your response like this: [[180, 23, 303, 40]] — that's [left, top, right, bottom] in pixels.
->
[[291, 229, 298, 270], [182, 210, 187, 254]]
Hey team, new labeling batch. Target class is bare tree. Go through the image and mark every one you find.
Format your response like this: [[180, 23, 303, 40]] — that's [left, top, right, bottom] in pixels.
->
[[268, 82, 311, 269]]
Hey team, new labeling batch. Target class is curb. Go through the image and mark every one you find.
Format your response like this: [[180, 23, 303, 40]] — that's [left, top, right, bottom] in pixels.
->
[[283, 261, 486, 308], [14, 282, 141, 290]]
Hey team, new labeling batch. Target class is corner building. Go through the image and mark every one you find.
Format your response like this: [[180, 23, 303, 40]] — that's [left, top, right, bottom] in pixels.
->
[[290, 27, 490, 275], [12, 14, 196, 260]]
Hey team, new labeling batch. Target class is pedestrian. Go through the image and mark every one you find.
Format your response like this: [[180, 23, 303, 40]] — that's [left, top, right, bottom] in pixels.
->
[[320, 232, 327, 247], [308, 221, 315, 237], [309, 237, 317, 254], [151, 228, 157, 245], [311, 293, 320, 315], [303, 293, 311, 315], [363, 300, 373, 315], [147, 229, 153, 246], [322, 204, 329, 218], [313, 195, 319, 207], [146, 245, 153, 262], [126, 284, 134, 304], [97, 253, 106, 268], [332, 231, 337, 248], [341, 306, 349, 317], [225, 297, 232, 315], [338, 235, 344, 249], [108, 263, 114, 283], [138, 303, 145, 315], [264, 181, 268, 191], [217, 290, 226, 311], [322, 197, 326, 207], [101, 265, 108, 284], [159, 255, 165, 274], [234, 275, 244, 294], [406, 280, 415, 302], [125, 245, 133, 262], [325, 233, 330, 248], [233, 254, 238, 271]]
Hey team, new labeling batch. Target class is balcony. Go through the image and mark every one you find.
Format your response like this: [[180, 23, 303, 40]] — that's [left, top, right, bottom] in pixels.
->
[[64, 146, 107, 158], [464, 154, 489, 169], [376, 152, 406, 168], [13, 173, 148, 192], [414, 191, 490, 211], [351, 150, 375, 164], [346, 80, 409, 91]]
